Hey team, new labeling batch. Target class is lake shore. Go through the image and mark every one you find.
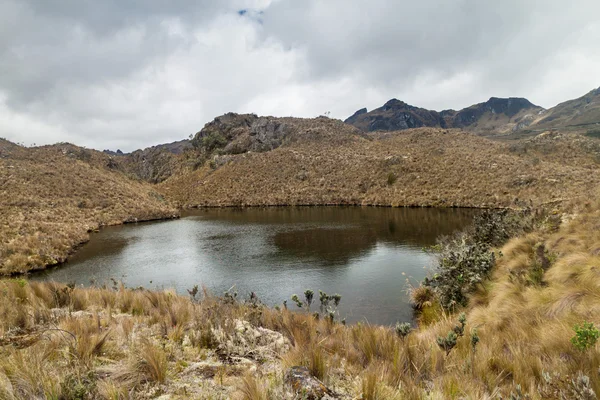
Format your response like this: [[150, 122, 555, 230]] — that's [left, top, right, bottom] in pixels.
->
[[2, 195, 600, 398]]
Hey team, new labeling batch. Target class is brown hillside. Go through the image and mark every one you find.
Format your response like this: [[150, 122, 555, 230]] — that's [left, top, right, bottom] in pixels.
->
[[0, 140, 178, 275], [160, 116, 600, 209], [534, 87, 600, 129]]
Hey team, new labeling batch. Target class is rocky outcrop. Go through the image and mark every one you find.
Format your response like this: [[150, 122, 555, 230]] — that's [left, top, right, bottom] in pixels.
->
[[192, 113, 299, 155], [192, 113, 363, 157], [285, 366, 337, 399]]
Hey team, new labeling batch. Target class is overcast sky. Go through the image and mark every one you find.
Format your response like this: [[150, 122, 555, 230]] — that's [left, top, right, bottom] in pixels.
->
[[1, 0, 599, 151]]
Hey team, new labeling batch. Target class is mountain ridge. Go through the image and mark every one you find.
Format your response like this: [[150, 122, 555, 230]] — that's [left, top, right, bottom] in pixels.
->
[[345, 96, 545, 134]]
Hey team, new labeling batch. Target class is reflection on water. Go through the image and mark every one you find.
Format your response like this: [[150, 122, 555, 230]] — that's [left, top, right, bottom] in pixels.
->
[[32, 207, 477, 325]]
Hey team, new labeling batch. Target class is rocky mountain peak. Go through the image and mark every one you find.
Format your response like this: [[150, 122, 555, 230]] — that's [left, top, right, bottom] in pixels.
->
[[383, 98, 409, 110], [483, 97, 538, 117]]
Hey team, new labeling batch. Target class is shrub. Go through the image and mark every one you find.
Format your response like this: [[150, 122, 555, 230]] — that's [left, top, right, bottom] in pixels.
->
[[386, 172, 397, 186], [437, 331, 458, 356], [424, 234, 495, 309], [585, 129, 600, 139], [471, 209, 533, 248], [571, 321, 599, 351], [395, 322, 411, 340], [452, 313, 466, 337], [470, 328, 480, 352], [199, 132, 227, 152]]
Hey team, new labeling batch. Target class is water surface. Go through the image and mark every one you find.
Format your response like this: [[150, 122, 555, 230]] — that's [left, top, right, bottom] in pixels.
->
[[34, 207, 477, 325]]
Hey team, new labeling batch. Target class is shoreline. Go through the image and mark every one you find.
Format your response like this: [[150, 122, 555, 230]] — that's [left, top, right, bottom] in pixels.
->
[[9, 201, 544, 278], [2, 213, 181, 277]]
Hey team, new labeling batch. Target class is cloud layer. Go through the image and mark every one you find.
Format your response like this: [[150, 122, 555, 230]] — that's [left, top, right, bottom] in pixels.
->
[[1, 0, 599, 151]]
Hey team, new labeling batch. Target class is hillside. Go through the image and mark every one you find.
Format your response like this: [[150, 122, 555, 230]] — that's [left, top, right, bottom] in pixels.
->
[[160, 114, 600, 210], [534, 87, 600, 129], [0, 139, 178, 275], [345, 97, 544, 134]]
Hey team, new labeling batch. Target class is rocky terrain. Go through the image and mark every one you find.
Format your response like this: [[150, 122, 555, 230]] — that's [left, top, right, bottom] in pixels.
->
[[345, 97, 544, 134], [345, 87, 600, 135]]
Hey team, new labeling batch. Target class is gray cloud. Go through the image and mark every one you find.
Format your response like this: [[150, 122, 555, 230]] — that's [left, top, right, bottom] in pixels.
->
[[0, 0, 598, 151]]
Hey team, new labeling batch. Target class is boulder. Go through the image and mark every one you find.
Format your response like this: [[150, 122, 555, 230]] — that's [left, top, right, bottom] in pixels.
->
[[285, 366, 337, 399]]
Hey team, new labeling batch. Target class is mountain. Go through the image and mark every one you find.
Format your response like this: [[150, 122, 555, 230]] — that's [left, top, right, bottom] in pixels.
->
[[346, 88, 600, 134], [345, 97, 544, 134], [534, 87, 600, 129], [344, 99, 447, 131]]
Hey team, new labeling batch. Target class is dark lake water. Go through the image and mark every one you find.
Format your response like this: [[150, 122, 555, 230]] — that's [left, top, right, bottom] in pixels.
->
[[33, 207, 477, 325]]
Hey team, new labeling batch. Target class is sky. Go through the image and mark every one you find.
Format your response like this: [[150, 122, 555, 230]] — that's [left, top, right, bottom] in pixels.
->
[[1, 0, 599, 152]]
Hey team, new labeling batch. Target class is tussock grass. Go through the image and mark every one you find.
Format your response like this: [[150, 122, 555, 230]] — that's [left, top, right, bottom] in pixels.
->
[[235, 373, 268, 400], [0, 197, 600, 398], [0, 140, 178, 275]]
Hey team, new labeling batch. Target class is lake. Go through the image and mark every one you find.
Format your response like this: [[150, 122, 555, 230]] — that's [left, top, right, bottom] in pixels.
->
[[33, 207, 478, 325]]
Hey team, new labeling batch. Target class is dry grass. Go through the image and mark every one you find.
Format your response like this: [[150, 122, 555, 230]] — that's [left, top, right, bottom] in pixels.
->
[[1, 199, 600, 400], [235, 373, 268, 400], [0, 140, 178, 275], [160, 124, 600, 210]]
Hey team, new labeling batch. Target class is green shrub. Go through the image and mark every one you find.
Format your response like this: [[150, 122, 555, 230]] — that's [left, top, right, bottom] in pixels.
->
[[437, 331, 458, 356], [571, 321, 599, 351], [386, 172, 397, 186], [199, 132, 228, 152], [452, 313, 466, 337], [471, 209, 533, 248], [424, 233, 495, 309], [395, 322, 412, 340], [470, 328, 480, 352]]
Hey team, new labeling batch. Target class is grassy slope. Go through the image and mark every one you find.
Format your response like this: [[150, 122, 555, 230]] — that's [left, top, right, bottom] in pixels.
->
[[0, 139, 178, 275], [1, 195, 599, 399], [161, 126, 600, 209], [534, 88, 600, 129]]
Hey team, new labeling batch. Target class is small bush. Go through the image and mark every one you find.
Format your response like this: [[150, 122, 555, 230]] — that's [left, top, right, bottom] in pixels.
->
[[571, 321, 600, 351], [585, 129, 600, 139], [424, 234, 495, 309], [200, 132, 228, 152], [437, 331, 458, 356], [395, 322, 411, 340], [386, 172, 397, 186]]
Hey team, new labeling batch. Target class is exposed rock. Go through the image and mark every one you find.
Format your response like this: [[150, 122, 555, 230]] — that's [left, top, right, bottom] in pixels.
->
[[214, 320, 290, 361], [285, 366, 337, 399], [344, 107, 368, 125], [193, 113, 298, 155], [345, 96, 543, 134]]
